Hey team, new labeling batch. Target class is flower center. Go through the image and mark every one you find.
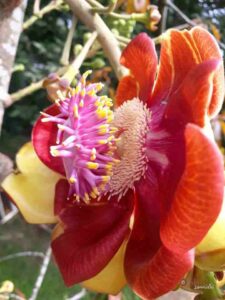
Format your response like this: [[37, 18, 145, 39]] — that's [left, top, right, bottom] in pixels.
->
[[108, 98, 151, 199], [41, 71, 119, 203]]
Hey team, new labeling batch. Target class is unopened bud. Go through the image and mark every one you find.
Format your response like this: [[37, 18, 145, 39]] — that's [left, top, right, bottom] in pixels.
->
[[195, 195, 225, 271]]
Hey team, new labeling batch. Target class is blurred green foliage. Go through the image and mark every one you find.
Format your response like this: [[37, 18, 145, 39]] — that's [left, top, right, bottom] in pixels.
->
[[1, 0, 224, 157]]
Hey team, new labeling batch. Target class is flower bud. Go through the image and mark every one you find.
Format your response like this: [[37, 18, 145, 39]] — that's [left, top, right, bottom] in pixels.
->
[[43, 73, 70, 102], [195, 192, 225, 271]]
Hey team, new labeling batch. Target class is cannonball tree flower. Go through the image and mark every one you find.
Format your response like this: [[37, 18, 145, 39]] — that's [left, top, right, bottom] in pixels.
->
[[2, 27, 225, 299]]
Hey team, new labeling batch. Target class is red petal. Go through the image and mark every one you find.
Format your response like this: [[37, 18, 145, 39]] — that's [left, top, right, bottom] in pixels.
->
[[126, 246, 194, 299], [165, 59, 221, 127], [117, 33, 157, 104], [151, 29, 197, 105], [190, 27, 224, 117], [151, 27, 224, 118], [32, 104, 65, 176], [125, 178, 193, 299], [116, 75, 138, 106], [51, 191, 134, 286], [54, 179, 70, 215], [160, 124, 224, 254]]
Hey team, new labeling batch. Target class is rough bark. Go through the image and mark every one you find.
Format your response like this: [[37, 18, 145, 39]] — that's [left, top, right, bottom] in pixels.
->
[[0, 0, 27, 133]]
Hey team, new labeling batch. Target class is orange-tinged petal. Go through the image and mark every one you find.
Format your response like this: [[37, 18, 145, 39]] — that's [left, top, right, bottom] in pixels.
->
[[165, 59, 220, 127], [190, 27, 224, 117], [151, 29, 198, 105], [2, 142, 61, 224], [82, 241, 127, 295], [117, 33, 157, 104], [116, 75, 138, 106], [160, 124, 224, 254], [151, 27, 224, 120], [126, 245, 194, 299]]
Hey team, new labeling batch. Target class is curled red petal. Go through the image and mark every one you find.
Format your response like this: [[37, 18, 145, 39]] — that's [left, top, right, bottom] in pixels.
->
[[151, 27, 224, 119], [118, 33, 157, 104], [126, 246, 194, 299], [125, 177, 193, 299], [190, 27, 224, 117], [116, 75, 138, 106], [165, 59, 221, 127], [151, 29, 197, 105], [52, 191, 134, 286], [32, 104, 65, 176], [160, 124, 224, 254]]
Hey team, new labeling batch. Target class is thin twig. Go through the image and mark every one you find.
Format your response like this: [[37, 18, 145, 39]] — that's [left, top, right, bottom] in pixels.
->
[[166, 0, 225, 50], [66, 289, 87, 300], [65, 0, 127, 79], [160, 1, 168, 33], [166, 0, 196, 26], [33, 0, 41, 14], [60, 15, 77, 66], [9, 67, 66, 105], [92, 0, 118, 14], [29, 247, 52, 300], [87, 0, 145, 21], [0, 252, 45, 263], [62, 31, 98, 82], [23, 0, 63, 30]]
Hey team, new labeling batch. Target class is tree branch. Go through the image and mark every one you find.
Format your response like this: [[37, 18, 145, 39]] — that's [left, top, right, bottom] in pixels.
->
[[65, 0, 127, 79], [0, 0, 27, 134]]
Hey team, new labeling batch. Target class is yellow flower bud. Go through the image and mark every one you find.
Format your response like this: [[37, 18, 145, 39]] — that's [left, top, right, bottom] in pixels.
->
[[195, 194, 225, 271]]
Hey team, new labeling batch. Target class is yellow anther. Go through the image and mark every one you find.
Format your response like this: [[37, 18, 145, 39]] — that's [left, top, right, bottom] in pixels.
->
[[99, 124, 109, 130], [71, 88, 76, 96], [90, 148, 96, 160], [107, 135, 115, 142], [80, 89, 86, 97], [50, 148, 59, 157], [93, 187, 100, 195], [105, 99, 113, 107], [87, 162, 99, 169], [79, 99, 84, 107], [100, 96, 108, 101], [90, 154, 96, 161], [90, 191, 97, 199], [99, 139, 108, 145], [75, 85, 81, 94], [73, 104, 79, 118], [105, 163, 113, 171], [109, 127, 118, 134], [76, 195, 80, 202], [95, 99, 100, 107], [102, 176, 110, 183], [55, 99, 60, 106], [113, 159, 120, 164], [98, 126, 109, 134], [88, 90, 95, 96], [107, 114, 114, 123], [56, 90, 65, 100], [83, 193, 90, 203], [69, 177, 76, 184], [95, 83, 103, 91], [83, 70, 92, 79], [96, 108, 107, 119]]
